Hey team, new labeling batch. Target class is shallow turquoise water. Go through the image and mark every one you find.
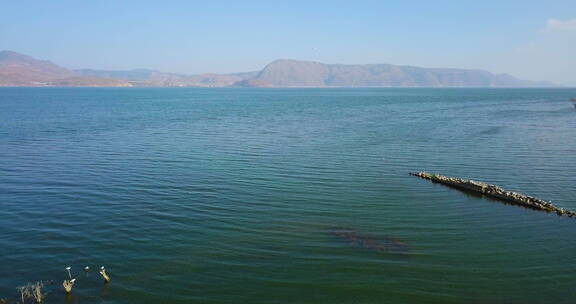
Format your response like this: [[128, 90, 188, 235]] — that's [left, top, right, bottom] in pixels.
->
[[0, 88, 575, 304]]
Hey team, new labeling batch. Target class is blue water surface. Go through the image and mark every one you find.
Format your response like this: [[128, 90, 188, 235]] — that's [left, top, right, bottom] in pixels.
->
[[0, 88, 575, 304]]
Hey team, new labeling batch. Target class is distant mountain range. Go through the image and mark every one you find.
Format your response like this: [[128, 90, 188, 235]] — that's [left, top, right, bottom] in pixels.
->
[[0, 50, 555, 88]]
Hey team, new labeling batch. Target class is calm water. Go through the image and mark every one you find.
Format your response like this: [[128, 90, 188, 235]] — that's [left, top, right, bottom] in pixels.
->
[[0, 88, 575, 304]]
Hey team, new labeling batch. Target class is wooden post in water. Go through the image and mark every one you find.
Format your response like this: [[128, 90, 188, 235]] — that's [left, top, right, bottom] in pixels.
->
[[63, 279, 75, 294], [99, 266, 110, 283]]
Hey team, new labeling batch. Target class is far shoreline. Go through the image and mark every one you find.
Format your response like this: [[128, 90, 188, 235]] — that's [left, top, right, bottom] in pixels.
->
[[0, 86, 572, 89]]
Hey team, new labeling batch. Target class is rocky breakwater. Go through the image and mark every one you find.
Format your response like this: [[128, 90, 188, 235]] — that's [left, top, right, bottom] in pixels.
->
[[410, 171, 576, 217]]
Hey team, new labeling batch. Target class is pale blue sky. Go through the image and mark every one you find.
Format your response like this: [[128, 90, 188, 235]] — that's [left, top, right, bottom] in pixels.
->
[[1, 0, 575, 84]]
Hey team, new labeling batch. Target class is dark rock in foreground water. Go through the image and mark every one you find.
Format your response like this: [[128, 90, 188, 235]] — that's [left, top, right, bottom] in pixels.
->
[[410, 171, 576, 218]]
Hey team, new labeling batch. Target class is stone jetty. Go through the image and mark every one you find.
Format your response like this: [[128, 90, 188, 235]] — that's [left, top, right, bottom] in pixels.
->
[[410, 171, 576, 217]]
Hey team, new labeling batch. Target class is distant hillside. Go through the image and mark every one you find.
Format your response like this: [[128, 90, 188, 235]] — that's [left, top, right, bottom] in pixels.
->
[[0, 50, 555, 87], [0, 51, 72, 85], [240, 59, 554, 88], [0, 51, 130, 87], [75, 69, 258, 87]]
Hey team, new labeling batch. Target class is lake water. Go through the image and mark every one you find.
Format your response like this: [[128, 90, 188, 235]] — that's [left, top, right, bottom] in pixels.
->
[[0, 88, 575, 304]]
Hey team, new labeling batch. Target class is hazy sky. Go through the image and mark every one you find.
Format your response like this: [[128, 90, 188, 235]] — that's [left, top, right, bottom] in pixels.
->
[[1, 0, 575, 85]]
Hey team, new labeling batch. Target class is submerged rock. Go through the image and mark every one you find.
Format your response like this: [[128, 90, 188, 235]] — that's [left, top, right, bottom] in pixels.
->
[[330, 228, 409, 255]]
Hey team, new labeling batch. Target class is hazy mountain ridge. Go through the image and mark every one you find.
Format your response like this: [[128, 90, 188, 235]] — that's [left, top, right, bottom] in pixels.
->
[[0, 50, 555, 87], [245, 59, 553, 87], [74, 68, 259, 87], [0, 51, 131, 87]]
